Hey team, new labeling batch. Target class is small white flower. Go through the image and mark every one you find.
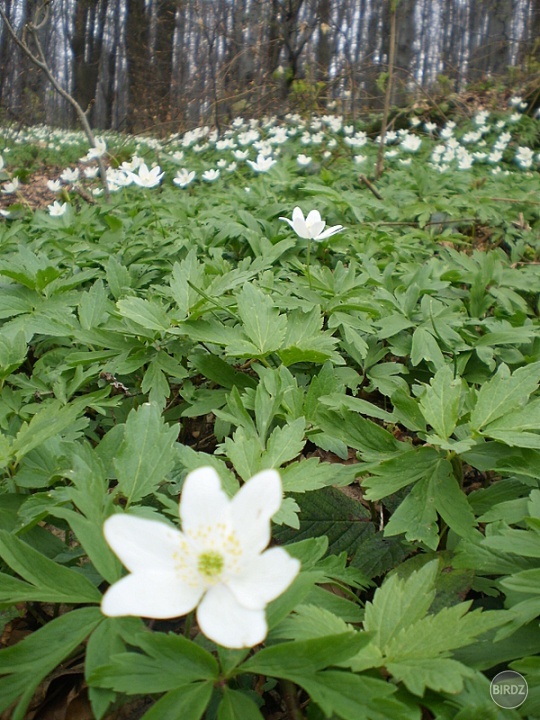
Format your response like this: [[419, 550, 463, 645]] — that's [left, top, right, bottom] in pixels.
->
[[424, 122, 437, 133], [296, 154, 312, 166], [515, 146, 534, 169], [84, 167, 99, 179], [1, 178, 19, 194], [173, 169, 196, 188], [354, 154, 366, 164], [47, 179, 62, 192], [82, 138, 107, 161], [101, 467, 300, 649], [280, 206, 343, 242], [60, 168, 80, 183], [202, 168, 220, 182], [0, 155, 4, 171], [48, 200, 69, 216], [400, 135, 422, 152], [129, 163, 164, 188], [226, 162, 237, 172], [246, 153, 277, 173]]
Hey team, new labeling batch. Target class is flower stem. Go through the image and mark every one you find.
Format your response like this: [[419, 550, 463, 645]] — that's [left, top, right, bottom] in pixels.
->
[[306, 240, 312, 289], [280, 679, 304, 720]]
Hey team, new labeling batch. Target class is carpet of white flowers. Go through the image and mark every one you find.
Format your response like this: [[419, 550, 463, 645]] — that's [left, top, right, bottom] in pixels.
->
[[0, 99, 539, 720]]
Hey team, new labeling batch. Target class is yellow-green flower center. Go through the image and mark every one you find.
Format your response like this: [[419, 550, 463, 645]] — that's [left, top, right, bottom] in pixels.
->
[[198, 550, 224, 578]]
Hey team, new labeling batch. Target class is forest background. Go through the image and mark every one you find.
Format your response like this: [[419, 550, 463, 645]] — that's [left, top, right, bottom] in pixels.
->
[[1, 0, 540, 135]]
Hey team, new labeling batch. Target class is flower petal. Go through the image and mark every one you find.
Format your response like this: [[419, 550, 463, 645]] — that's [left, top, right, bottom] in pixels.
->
[[197, 583, 267, 648], [101, 571, 203, 619], [227, 547, 301, 610], [305, 209, 322, 226], [291, 206, 310, 238], [314, 224, 344, 241], [230, 470, 282, 555], [104, 514, 183, 573], [180, 466, 231, 534]]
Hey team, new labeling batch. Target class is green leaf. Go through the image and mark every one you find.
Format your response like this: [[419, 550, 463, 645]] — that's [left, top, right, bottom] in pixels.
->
[[470, 361, 540, 431], [89, 631, 219, 694], [240, 632, 367, 677], [117, 296, 170, 332], [11, 400, 85, 461], [236, 283, 287, 355], [0, 530, 101, 603], [418, 365, 462, 440], [217, 688, 264, 720], [261, 418, 306, 468], [141, 682, 213, 720], [114, 402, 178, 503], [0, 608, 103, 720], [410, 327, 445, 368], [78, 279, 110, 330]]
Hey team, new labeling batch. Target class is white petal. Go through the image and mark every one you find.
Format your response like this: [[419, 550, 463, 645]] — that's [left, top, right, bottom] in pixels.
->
[[230, 470, 282, 555], [305, 209, 322, 226], [197, 584, 267, 648], [104, 514, 183, 573], [307, 220, 325, 238], [180, 466, 230, 534], [291, 207, 310, 238], [314, 224, 344, 241], [227, 547, 300, 610], [101, 572, 203, 619]]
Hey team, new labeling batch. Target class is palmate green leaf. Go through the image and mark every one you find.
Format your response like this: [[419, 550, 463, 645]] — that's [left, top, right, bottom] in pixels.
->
[[470, 361, 540, 431], [271, 604, 351, 641], [260, 417, 306, 468], [89, 631, 219, 694], [11, 400, 86, 461], [280, 457, 360, 492], [116, 296, 170, 332], [78, 279, 110, 330], [0, 330, 26, 380], [221, 426, 262, 481], [236, 283, 287, 355], [0, 607, 103, 720], [0, 530, 101, 603], [217, 688, 264, 720], [358, 561, 507, 696], [361, 446, 440, 500], [384, 458, 477, 549], [113, 402, 178, 504], [410, 326, 445, 368], [292, 670, 416, 720], [418, 365, 462, 440], [241, 632, 368, 677], [141, 682, 213, 720], [278, 307, 342, 365]]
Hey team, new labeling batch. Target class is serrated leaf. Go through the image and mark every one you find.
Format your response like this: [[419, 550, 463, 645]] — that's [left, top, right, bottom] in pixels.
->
[[470, 361, 540, 431], [116, 297, 170, 332], [78, 279, 109, 330], [236, 284, 287, 355], [217, 688, 264, 720], [261, 418, 306, 468], [141, 682, 213, 720], [0, 608, 102, 720], [410, 327, 445, 368], [418, 365, 462, 440], [0, 530, 101, 603], [89, 632, 219, 694], [113, 402, 178, 503]]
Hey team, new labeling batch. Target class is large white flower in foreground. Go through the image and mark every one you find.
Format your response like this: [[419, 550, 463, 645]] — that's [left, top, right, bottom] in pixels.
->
[[280, 206, 343, 242], [101, 467, 300, 648]]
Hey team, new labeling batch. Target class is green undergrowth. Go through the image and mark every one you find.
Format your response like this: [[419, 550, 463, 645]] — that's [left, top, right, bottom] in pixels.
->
[[0, 108, 539, 719]]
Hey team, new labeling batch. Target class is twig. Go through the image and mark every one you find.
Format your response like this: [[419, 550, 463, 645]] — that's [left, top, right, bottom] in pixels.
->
[[359, 174, 383, 200], [0, 5, 110, 200]]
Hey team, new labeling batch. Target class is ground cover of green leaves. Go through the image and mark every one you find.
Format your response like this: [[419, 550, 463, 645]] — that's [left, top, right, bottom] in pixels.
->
[[0, 109, 539, 719]]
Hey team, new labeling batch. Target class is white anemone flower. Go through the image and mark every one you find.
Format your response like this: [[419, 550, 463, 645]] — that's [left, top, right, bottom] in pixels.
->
[[48, 200, 69, 216], [202, 168, 220, 182], [129, 163, 164, 188], [173, 169, 196, 188], [47, 179, 62, 192], [280, 206, 344, 242], [60, 168, 80, 183], [101, 467, 300, 649], [246, 153, 277, 173], [1, 178, 19, 194], [296, 154, 312, 166]]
